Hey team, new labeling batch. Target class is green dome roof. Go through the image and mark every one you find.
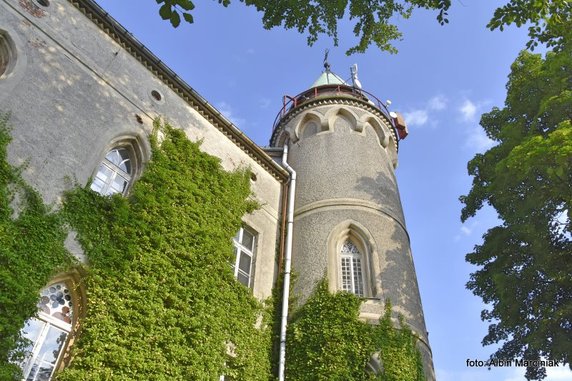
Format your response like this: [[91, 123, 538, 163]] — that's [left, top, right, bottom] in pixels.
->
[[310, 69, 348, 88]]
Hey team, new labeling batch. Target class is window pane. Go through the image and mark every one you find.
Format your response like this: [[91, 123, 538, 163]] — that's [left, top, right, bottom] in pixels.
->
[[353, 258, 364, 297], [24, 326, 67, 381], [89, 177, 105, 193], [97, 164, 113, 182], [110, 175, 128, 195], [238, 252, 251, 275], [21, 319, 44, 348], [341, 257, 351, 292], [38, 282, 73, 324], [237, 272, 250, 287], [105, 148, 131, 173], [241, 229, 254, 251]]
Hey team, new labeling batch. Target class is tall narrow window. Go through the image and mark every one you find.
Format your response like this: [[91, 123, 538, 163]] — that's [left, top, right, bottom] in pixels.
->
[[20, 282, 74, 381], [232, 227, 256, 287], [340, 240, 364, 296], [90, 147, 132, 195]]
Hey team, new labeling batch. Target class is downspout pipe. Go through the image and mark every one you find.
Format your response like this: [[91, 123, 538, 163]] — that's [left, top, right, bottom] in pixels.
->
[[278, 142, 296, 381]]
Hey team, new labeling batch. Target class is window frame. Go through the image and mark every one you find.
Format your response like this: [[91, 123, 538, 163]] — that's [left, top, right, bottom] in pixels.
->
[[231, 226, 257, 288], [90, 137, 148, 197], [20, 280, 79, 381], [340, 240, 366, 297], [90, 147, 132, 196], [327, 221, 377, 298]]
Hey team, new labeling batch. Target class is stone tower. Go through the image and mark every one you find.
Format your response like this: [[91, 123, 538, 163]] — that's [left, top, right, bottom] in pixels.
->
[[270, 64, 435, 380]]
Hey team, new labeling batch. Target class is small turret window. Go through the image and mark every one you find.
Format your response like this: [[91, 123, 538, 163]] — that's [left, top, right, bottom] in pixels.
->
[[340, 240, 365, 296], [91, 147, 132, 196]]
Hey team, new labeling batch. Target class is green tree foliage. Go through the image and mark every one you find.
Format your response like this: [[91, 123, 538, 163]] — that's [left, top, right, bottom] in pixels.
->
[[155, 0, 451, 54], [286, 280, 425, 381], [487, 0, 572, 51], [154, 0, 571, 54], [460, 40, 572, 380], [0, 115, 74, 380], [57, 121, 271, 380]]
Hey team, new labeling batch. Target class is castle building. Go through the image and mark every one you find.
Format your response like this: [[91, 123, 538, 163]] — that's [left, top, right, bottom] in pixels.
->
[[0, 0, 433, 379]]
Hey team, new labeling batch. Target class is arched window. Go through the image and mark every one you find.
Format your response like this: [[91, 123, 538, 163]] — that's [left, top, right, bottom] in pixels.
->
[[340, 240, 365, 296], [327, 221, 377, 298], [90, 147, 132, 195], [0, 30, 16, 78], [20, 281, 75, 381]]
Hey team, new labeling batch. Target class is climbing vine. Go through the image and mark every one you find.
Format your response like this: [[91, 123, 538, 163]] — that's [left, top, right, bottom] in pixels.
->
[[57, 121, 271, 380], [286, 280, 425, 381], [0, 114, 75, 380], [0, 115, 426, 380]]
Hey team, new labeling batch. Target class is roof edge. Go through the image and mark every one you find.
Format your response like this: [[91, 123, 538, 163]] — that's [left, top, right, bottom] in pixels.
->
[[68, 0, 288, 182]]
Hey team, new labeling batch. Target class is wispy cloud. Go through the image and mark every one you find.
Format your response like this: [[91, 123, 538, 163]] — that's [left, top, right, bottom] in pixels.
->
[[403, 94, 448, 127], [428, 95, 448, 111], [465, 125, 495, 152], [217, 101, 246, 127], [454, 220, 479, 242], [460, 99, 477, 121], [403, 109, 429, 127]]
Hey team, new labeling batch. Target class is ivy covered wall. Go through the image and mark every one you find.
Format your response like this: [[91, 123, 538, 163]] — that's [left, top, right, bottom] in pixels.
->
[[58, 122, 271, 380], [0, 116, 425, 380], [0, 114, 75, 380], [286, 280, 425, 381]]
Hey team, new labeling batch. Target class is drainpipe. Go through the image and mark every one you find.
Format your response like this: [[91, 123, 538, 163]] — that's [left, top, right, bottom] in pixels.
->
[[278, 142, 296, 381]]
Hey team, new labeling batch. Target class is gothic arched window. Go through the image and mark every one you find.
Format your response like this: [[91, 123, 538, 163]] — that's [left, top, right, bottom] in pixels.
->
[[340, 240, 365, 297], [327, 221, 377, 298], [90, 147, 132, 196], [20, 281, 76, 381], [0, 30, 16, 78]]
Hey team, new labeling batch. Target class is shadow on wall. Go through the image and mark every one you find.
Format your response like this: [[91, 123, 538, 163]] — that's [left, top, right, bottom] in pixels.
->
[[376, 221, 426, 338], [1, 0, 160, 204], [355, 171, 405, 224]]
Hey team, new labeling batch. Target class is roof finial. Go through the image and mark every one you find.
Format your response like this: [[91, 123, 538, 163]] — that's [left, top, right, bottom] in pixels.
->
[[323, 49, 331, 72]]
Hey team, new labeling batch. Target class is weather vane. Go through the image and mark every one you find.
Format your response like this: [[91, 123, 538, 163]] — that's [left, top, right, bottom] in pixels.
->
[[323, 49, 331, 71]]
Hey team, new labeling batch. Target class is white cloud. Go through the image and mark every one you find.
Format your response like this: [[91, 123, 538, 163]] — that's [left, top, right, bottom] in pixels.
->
[[454, 220, 479, 242], [403, 109, 429, 126], [465, 125, 495, 153], [402, 94, 447, 128], [428, 95, 448, 111], [460, 99, 478, 121], [217, 101, 246, 127]]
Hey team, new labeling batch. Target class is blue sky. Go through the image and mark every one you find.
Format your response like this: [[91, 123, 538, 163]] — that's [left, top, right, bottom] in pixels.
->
[[93, 1, 571, 380]]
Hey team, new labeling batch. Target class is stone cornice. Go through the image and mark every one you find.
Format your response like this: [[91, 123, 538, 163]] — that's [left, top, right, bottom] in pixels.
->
[[271, 94, 399, 151], [68, 0, 288, 182]]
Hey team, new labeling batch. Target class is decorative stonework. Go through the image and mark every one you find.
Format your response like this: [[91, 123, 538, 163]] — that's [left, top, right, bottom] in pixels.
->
[[271, 97, 398, 153]]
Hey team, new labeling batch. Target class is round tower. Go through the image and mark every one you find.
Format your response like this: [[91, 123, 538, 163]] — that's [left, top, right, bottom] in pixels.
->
[[271, 64, 434, 380]]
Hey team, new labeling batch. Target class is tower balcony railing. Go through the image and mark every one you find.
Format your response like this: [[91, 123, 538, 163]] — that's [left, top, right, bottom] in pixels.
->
[[271, 84, 396, 137]]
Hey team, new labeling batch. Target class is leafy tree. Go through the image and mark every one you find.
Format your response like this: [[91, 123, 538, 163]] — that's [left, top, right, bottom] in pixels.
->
[[154, 0, 571, 55], [487, 0, 572, 51], [460, 38, 572, 380], [154, 0, 452, 54]]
